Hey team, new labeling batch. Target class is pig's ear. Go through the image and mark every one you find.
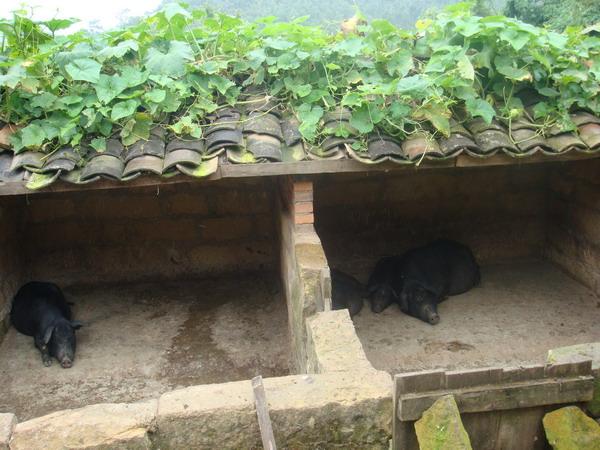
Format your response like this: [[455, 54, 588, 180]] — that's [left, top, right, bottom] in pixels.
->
[[366, 284, 379, 296], [43, 326, 55, 345], [70, 320, 84, 330]]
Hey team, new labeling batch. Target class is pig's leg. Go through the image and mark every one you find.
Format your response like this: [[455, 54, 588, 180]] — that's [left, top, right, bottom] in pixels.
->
[[34, 335, 52, 366]]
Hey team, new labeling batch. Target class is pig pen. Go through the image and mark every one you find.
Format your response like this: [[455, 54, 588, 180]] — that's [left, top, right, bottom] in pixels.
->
[[314, 159, 600, 376], [0, 178, 291, 420]]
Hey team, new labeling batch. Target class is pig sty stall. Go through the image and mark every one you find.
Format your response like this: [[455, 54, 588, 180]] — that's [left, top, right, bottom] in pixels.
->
[[314, 160, 600, 376], [0, 111, 599, 448], [0, 179, 291, 420]]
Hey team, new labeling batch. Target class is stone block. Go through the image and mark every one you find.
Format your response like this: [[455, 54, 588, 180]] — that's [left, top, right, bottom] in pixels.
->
[[414, 395, 472, 450], [265, 372, 392, 449], [0, 413, 16, 450], [10, 400, 156, 450], [543, 406, 600, 450], [155, 380, 259, 450], [306, 310, 373, 374], [156, 372, 392, 450]]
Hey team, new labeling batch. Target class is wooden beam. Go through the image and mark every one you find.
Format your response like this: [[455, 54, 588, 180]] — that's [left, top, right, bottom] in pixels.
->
[[252, 375, 277, 450], [397, 375, 594, 422], [0, 152, 598, 197]]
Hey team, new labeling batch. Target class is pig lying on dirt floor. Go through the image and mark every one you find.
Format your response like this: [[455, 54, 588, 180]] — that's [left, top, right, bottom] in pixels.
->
[[10, 281, 83, 368], [367, 239, 480, 324], [331, 269, 366, 317]]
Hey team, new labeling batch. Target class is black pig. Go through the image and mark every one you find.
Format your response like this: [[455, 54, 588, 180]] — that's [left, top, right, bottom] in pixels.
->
[[396, 239, 480, 325], [366, 256, 403, 313], [331, 269, 365, 317], [10, 281, 83, 368]]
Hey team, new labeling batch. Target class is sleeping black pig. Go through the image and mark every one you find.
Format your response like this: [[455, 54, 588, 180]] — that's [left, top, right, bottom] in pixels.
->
[[10, 281, 83, 368], [367, 240, 480, 324], [331, 269, 365, 317], [366, 256, 403, 313], [397, 239, 480, 324]]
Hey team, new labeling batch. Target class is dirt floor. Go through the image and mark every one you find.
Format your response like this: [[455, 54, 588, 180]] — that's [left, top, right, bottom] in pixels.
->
[[0, 272, 289, 420], [352, 260, 600, 374]]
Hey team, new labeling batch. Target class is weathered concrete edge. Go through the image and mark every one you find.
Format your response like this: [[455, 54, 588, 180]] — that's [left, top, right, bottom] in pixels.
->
[[0, 413, 16, 450], [6, 371, 392, 450], [306, 309, 375, 374], [155, 372, 393, 449]]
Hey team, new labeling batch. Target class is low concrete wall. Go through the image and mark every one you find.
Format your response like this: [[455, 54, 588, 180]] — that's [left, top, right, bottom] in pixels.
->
[[6, 371, 391, 450]]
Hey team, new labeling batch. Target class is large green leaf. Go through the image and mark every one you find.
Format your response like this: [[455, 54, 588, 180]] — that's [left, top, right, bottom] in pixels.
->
[[98, 40, 139, 60], [111, 100, 139, 121], [0, 63, 27, 89], [65, 58, 102, 83], [144, 41, 194, 78], [495, 56, 531, 81], [387, 50, 413, 77], [456, 54, 474, 81], [121, 113, 152, 146], [95, 74, 128, 104], [20, 123, 46, 148], [297, 104, 323, 141], [466, 98, 495, 124]]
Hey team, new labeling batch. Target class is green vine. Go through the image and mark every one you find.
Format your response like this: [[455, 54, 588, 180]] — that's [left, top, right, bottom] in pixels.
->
[[0, 1, 598, 155]]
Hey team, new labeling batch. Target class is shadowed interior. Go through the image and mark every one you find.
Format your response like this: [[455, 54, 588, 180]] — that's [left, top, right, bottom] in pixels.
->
[[315, 160, 600, 373]]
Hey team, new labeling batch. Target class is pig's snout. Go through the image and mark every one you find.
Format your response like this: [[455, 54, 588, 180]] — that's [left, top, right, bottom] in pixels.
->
[[60, 358, 73, 368], [428, 313, 440, 325]]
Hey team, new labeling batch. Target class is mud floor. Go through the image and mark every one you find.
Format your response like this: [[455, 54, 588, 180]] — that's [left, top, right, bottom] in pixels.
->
[[352, 260, 600, 374], [0, 273, 289, 420]]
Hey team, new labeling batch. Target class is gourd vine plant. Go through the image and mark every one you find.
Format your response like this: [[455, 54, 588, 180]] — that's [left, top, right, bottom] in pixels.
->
[[0, 1, 598, 156]]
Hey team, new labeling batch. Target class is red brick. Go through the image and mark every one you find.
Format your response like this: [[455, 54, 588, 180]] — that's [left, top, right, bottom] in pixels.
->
[[295, 190, 313, 202], [293, 181, 313, 193], [295, 213, 314, 225], [294, 201, 313, 214]]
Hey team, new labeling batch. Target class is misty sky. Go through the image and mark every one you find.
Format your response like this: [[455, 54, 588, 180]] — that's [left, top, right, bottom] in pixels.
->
[[2, 0, 161, 31]]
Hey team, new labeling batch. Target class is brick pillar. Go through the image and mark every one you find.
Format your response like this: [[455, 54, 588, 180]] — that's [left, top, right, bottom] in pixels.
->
[[293, 180, 314, 232]]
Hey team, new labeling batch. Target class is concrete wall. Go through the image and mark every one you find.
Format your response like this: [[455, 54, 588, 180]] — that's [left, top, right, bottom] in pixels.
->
[[314, 165, 550, 279], [0, 197, 23, 342], [17, 179, 279, 286], [546, 158, 600, 296]]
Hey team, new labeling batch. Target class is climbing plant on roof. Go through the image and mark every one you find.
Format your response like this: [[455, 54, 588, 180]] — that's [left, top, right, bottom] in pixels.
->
[[0, 1, 598, 155]]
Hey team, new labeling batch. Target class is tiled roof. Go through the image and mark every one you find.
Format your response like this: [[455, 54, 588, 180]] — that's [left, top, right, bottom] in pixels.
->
[[1, 100, 600, 190]]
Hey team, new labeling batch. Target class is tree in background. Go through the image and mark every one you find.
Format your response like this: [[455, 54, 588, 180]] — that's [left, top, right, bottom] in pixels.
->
[[504, 0, 600, 30], [154, 0, 459, 29], [145, 0, 598, 31]]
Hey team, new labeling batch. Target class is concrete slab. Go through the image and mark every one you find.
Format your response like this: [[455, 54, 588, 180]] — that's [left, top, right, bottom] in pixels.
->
[[0, 272, 289, 420]]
